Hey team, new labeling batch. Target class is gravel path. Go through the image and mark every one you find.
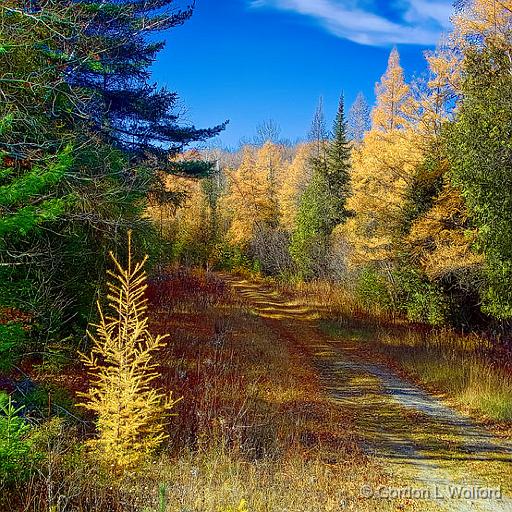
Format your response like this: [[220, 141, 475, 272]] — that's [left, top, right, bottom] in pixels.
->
[[226, 276, 512, 512]]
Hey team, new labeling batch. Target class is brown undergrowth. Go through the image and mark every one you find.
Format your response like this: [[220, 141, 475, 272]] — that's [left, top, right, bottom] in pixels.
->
[[8, 267, 397, 512]]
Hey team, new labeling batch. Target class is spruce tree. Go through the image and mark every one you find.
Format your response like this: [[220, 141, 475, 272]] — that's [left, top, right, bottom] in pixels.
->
[[325, 94, 352, 229]]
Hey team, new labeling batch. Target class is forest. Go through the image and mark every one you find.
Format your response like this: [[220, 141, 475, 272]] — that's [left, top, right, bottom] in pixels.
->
[[1, 0, 512, 511]]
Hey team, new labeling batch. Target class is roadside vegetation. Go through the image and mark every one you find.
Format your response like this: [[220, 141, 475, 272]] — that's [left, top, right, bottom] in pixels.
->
[[1, 0, 512, 510]]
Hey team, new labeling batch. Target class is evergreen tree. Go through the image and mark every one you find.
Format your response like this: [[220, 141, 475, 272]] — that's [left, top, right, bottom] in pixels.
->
[[290, 98, 351, 279], [290, 171, 332, 279], [347, 92, 371, 143], [74, 0, 226, 165], [325, 94, 352, 228], [447, 39, 512, 319], [0, 1, 224, 351], [0, 117, 73, 368]]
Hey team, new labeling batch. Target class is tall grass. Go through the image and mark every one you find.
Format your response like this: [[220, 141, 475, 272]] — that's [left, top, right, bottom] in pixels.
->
[[7, 268, 401, 511], [287, 279, 512, 424]]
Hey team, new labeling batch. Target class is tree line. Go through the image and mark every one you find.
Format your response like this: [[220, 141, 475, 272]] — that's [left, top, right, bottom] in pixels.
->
[[166, 0, 512, 330]]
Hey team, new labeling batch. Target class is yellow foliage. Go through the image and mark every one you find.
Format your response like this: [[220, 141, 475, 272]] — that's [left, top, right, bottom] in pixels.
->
[[79, 233, 181, 470], [371, 48, 413, 131], [424, 0, 512, 109], [145, 173, 196, 239], [176, 181, 212, 242], [278, 143, 312, 232], [453, 0, 512, 45], [343, 129, 424, 266], [218, 499, 249, 512], [222, 143, 284, 247], [407, 183, 484, 281]]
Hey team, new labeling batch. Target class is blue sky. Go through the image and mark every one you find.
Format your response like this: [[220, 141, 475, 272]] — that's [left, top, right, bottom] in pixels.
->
[[151, 0, 455, 148]]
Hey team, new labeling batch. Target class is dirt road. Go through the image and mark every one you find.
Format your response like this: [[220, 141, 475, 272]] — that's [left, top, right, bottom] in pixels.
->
[[224, 275, 512, 512]]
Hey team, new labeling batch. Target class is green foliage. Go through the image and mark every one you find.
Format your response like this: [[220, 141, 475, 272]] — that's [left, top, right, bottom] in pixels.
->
[[290, 172, 331, 279], [214, 244, 258, 273], [0, 392, 35, 485], [354, 265, 448, 326], [400, 151, 445, 236], [446, 41, 512, 319], [291, 96, 352, 280], [0, 323, 25, 372], [23, 383, 76, 418], [0, 142, 72, 241], [392, 267, 447, 326], [325, 95, 352, 227], [355, 266, 392, 312], [0, 148, 71, 207]]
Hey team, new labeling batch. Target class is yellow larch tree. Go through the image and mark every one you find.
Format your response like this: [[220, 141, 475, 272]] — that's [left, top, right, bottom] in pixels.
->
[[343, 128, 424, 266], [406, 180, 483, 282], [371, 48, 413, 131], [79, 233, 180, 471], [171, 179, 211, 263], [222, 143, 284, 247], [277, 143, 312, 232], [453, 0, 512, 44], [342, 48, 424, 267], [424, 0, 512, 108]]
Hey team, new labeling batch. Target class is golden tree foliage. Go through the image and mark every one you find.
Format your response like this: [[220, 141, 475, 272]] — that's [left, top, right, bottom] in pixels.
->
[[406, 182, 483, 281], [172, 180, 206, 243], [424, 45, 463, 112], [343, 129, 424, 265], [371, 48, 413, 131], [343, 49, 425, 267], [409, 70, 452, 140], [278, 144, 312, 232], [222, 143, 284, 247], [453, 0, 512, 43], [424, 0, 512, 108], [79, 234, 180, 470]]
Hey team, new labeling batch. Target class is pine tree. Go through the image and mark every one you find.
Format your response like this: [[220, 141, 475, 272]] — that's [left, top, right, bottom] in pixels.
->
[[43, 0, 226, 164], [79, 233, 180, 470], [0, 118, 72, 242], [348, 93, 371, 143]]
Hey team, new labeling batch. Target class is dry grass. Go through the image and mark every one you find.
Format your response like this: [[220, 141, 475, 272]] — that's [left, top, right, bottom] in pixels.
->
[[8, 267, 399, 512], [285, 279, 512, 425]]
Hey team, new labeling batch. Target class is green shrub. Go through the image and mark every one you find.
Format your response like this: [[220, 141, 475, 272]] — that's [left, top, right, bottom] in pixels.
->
[[0, 392, 35, 485], [0, 323, 25, 371], [392, 267, 447, 326], [355, 266, 392, 312]]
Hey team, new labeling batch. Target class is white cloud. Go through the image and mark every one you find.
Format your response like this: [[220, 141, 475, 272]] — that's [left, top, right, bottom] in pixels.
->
[[248, 0, 454, 46]]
